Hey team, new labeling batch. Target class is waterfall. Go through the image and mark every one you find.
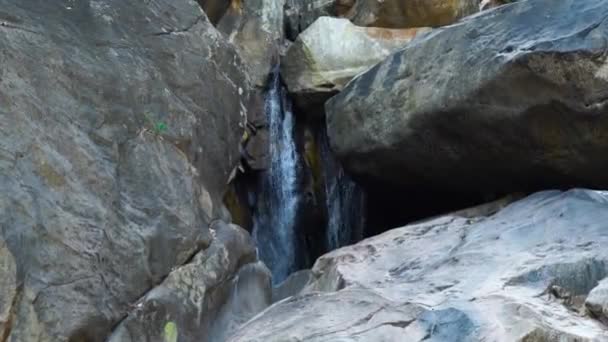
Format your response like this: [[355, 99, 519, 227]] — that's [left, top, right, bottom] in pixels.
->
[[319, 129, 366, 250], [248, 69, 367, 284], [252, 70, 301, 284]]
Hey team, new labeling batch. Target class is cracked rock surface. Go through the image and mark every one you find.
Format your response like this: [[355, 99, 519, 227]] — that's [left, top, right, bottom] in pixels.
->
[[230, 190, 608, 341], [0, 0, 255, 340]]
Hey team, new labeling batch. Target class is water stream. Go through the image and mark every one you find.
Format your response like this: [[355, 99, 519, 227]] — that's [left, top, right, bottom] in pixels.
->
[[251, 70, 366, 284], [252, 70, 301, 283], [320, 129, 366, 250]]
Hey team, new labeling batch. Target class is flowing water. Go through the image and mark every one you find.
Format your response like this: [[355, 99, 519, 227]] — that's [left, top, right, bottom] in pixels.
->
[[252, 70, 301, 283], [319, 129, 366, 250], [251, 70, 366, 283]]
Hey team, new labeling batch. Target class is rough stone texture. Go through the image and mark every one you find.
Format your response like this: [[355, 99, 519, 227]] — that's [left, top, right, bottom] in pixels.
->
[[229, 189, 608, 341], [218, 0, 285, 87], [282, 17, 429, 116], [198, 0, 231, 25], [0, 0, 252, 340], [343, 0, 479, 28], [0, 238, 17, 340], [327, 0, 608, 196], [108, 223, 271, 342], [586, 279, 608, 325]]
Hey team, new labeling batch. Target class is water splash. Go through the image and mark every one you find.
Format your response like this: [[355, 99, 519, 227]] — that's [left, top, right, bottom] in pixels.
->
[[252, 70, 301, 283]]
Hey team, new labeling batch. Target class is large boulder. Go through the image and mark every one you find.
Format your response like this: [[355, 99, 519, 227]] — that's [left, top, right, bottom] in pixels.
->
[[586, 279, 608, 325], [108, 223, 271, 342], [217, 0, 285, 87], [326, 0, 608, 197], [284, 0, 354, 41], [230, 189, 608, 341], [0, 0, 253, 340], [343, 0, 479, 28], [282, 17, 429, 116]]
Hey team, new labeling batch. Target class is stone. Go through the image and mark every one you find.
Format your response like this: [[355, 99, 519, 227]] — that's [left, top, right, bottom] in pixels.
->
[[229, 189, 608, 341], [107, 223, 271, 342], [343, 0, 479, 28], [218, 0, 285, 87], [272, 269, 313, 303], [208, 261, 272, 342], [240, 88, 269, 171], [326, 0, 608, 197], [230, 289, 425, 342], [284, 0, 354, 41], [0, 0, 253, 340], [0, 238, 17, 340], [586, 279, 608, 325], [282, 17, 429, 116]]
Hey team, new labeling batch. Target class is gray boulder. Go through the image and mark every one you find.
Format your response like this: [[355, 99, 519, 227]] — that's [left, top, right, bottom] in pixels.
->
[[587, 279, 608, 325], [272, 269, 313, 303], [0, 0, 253, 340], [282, 17, 429, 116], [108, 223, 271, 342], [284, 0, 354, 41], [326, 0, 608, 196], [229, 189, 608, 341]]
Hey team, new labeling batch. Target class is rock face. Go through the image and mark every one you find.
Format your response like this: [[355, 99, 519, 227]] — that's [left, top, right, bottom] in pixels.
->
[[272, 269, 313, 303], [108, 223, 271, 342], [0, 0, 255, 340], [343, 0, 479, 28], [230, 189, 608, 341], [284, 0, 353, 41], [326, 0, 608, 196], [282, 17, 429, 116], [218, 0, 285, 87]]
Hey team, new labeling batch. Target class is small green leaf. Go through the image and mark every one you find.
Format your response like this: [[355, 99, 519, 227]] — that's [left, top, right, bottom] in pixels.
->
[[163, 321, 178, 342], [155, 122, 168, 133]]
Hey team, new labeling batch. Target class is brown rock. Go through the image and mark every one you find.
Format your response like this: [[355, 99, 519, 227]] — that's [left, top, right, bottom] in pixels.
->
[[343, 0, 479, 28]]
